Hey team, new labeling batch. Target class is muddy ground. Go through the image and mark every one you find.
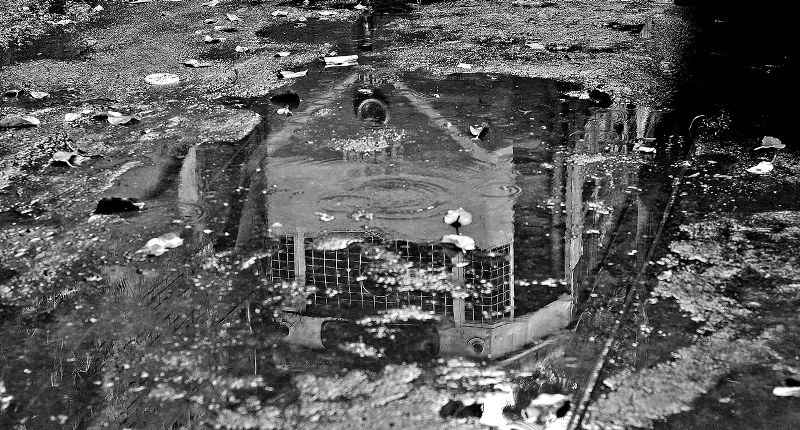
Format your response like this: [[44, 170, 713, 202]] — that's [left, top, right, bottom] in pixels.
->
[[1, 1, 798, 429]]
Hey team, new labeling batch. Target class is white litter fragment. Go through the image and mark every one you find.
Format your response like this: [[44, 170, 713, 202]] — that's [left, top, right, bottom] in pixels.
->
[[64, 113, 81, 122], [271, 10, 288, 17], [144, 73, 180, 85], [324, 54, 358, 67], [137, 232, 184, 256], [315, 212, 335, 222], [441, 234, 475, 252], [457, 63, 473, 69], [746, 161, 774, 175], [279, 70, 308, 79]]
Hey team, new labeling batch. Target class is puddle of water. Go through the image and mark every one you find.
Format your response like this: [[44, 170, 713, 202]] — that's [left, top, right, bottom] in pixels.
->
[[0, 9, 706, 430]]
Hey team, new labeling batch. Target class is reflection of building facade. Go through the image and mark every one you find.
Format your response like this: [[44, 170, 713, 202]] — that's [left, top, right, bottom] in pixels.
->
[[244, 73, 660, 361]]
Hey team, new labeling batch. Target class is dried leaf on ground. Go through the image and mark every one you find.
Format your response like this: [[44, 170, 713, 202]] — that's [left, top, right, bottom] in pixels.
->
[[755, 136, 785, 150]]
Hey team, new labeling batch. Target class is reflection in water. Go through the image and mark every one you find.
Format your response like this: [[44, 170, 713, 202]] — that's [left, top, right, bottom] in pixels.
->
[[0, 71, 672, 429]]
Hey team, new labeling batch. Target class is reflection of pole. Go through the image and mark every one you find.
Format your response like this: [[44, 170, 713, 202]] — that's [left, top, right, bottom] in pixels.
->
[[452, 253, 466, 327], [551, 153, 565, 278], [508, 241, 515, 321], [564, 164, 584, 297], [291, 228, 307, 312]]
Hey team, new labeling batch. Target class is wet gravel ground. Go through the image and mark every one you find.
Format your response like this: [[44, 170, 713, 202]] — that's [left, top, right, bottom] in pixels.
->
[[1, 1, 799, 429]]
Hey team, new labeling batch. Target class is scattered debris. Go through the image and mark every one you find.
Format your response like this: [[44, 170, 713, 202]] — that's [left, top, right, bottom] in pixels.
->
[[29, 91, 49, 99], [525, 41, 546, 50], [0, 116, 40, 128], [270, 92, 301, 109], [755, 136, 785, 150], [276, 107, 292, 116], [279, 70, 308, 79], [138, 232, 184, 256], [201, 0, 219, 6], [441, 234, 475, 252], [315, 212, 335, 222], [746, 161, 774, 175], [234, 45, 249, 53], [354, 3, 368, 10], [226, 13, 240, 22], [50, 151, 89, 167], [275, 51, 291, 57], [95, 197, 144, 214], [635, 146, 657, 153], [773, 376, 800, 397], [589, 88, 613, 107], [183, 59, 211, 68], [213, 25, 237, 32], [271, 10, 288, 17], [204, 34, 225, 43], [324, 54, 359, 67], [457, 63, 473, 69], [319, 10, 338, 16], [444, 207, 473, 232], [469, 124, 489, 140], [350, 209, 374, 221], [144, 73, 180, 85], [64, 113, 82, 122], [313, 234, 364, 251], [108, 115, 138, 126]]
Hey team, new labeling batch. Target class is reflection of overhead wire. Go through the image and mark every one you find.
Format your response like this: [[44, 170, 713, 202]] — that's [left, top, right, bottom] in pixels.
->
[[567, 115, 705, 430]]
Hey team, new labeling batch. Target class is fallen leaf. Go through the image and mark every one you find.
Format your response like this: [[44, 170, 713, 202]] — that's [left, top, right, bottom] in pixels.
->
[[754, 136, 785, 150], [444, 207, 473, 227], [441, 234, 475, 252], [0, 116, 40, 128], [204, 34, 225, 43], [324, 54, 358, 67], [746, 161, 773, 175], [108, 115, 138, 126], [144, 73, 180, 85], [30, 91, 49, 99], [276, 107, 292, 116], [234, 45, 249, 53], [183, 59, 211, 68], [278, 70, 308, 79], [271, 10, 288, 17], [226, 13, 240, 22]]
